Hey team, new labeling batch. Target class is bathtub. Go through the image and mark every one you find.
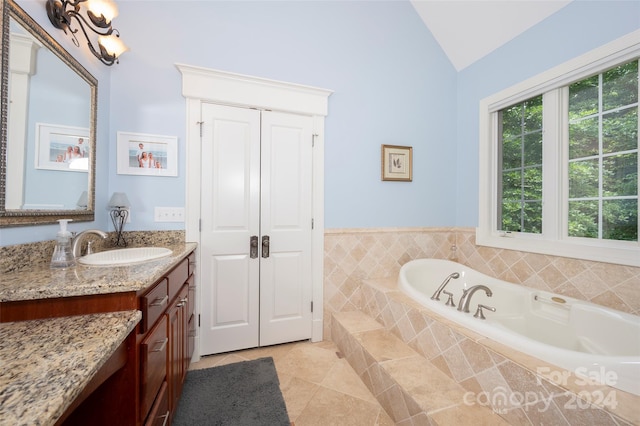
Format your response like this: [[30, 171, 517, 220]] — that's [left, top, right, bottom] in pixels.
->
[[398, 258, 640, 396]]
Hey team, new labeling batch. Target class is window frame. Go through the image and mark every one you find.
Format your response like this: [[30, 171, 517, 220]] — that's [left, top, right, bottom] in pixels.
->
[[477, 30, 640, 267]]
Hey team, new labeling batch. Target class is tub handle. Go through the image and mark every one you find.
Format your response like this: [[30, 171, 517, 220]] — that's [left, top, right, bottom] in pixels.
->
[[474, 304, 496, 320], [442, 290, 456, 307]]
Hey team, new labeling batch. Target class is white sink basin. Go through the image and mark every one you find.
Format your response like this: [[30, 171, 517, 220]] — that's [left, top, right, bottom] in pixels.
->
[[78, 247, 173, 266]]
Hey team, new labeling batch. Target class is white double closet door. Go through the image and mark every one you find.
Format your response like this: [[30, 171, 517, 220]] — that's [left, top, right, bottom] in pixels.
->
[[199, 103, 314, 355]]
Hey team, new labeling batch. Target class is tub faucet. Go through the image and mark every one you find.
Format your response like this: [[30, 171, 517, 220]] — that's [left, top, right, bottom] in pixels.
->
[[71, 229, 108, 258], [457, 285, 493, 313], [431, 272, 460, 301]]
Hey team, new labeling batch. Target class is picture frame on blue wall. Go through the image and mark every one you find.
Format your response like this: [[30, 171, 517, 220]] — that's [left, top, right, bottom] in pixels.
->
[[35, 123, 90, 172], [381, 144, 412, 181], [116, 131, 178, 177]]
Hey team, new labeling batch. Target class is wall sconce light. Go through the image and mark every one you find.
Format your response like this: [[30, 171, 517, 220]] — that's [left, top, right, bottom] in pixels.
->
[[108, 192, 130, 247], [46, 0, 128, 66]]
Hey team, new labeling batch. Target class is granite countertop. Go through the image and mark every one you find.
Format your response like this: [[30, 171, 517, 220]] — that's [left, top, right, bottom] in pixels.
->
[[0, 310, 142, 426], [0, 242, 197, 302]]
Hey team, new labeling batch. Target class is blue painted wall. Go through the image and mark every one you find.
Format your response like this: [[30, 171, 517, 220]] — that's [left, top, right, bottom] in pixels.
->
[[455, 0, 640, 226], [1, 0, 638, 246], [107, 0, 457, 230]]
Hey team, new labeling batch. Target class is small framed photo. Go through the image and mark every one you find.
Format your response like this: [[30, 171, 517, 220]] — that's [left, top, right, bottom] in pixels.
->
[[117, 131, 178, 176], [35, 123, 90, 172], [381, 144, 412, 181]]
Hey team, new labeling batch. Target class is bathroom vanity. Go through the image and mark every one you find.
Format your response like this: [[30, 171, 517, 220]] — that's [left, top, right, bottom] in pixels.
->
[[0, 242, 197, 426]]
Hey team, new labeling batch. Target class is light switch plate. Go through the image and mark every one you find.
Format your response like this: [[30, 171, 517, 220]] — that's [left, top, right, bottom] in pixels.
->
[[155, 207, 185, 222]]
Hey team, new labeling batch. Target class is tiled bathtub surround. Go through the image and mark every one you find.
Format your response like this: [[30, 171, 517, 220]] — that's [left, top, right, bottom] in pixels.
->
[[356, 278, 639, 425], [324, 227, 640, 340], [325, 228, 640, 424], [332, 310, 511, 425]]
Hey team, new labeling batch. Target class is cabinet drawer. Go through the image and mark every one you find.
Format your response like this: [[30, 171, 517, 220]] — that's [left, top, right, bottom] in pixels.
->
[[144, 381, 169, 426], [141, 279, 169, 333], [141, 315, 168, 419], [167, 258, 189, 303]]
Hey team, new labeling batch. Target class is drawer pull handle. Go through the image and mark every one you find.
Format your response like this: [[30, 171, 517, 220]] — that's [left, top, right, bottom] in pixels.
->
[[151, 338, 168, 353], [160, 410, 170, 426], [150, 295, 168, 307]]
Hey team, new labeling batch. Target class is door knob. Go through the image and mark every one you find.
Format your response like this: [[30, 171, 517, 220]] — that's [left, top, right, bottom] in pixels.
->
[[262, 235, 270, 258], [250, 235, 258, 259]]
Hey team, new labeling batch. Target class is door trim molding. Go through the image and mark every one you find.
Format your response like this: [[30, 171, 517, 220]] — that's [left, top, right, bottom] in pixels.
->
[[178, 64, 332, 359], [177, 64, 332, 115]]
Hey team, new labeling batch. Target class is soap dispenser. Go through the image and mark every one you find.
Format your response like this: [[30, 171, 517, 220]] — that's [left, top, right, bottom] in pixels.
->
[[51, 219, 76, 269]]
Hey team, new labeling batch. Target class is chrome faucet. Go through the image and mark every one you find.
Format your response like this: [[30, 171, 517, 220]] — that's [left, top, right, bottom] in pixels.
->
[[71, 229, 108, 258], [431, 272, 460, 301], [457, 285, 492, 313]]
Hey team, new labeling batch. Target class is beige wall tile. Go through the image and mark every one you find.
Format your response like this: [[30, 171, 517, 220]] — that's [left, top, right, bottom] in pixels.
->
[[429, 403, 511, 425], [321, 359, 379, 405], [458, 339, 495, 374], [381, 356, 464, 413], [441, 344, 475, 383], [353, 328, 417, 362], [324, 227, 640, 341]]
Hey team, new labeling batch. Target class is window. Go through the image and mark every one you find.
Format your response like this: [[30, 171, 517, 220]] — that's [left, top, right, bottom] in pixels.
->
[[498, 96, 543, 234], [478, 30, 640, 267], [568, 61, 638, 241]]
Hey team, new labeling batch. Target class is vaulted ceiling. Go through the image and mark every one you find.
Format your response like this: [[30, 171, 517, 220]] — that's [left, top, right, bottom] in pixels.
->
[[410, 0, 574, 71]]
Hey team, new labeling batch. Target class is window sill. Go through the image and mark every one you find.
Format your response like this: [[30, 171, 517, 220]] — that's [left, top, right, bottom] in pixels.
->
[[476, 229, 640, 267]]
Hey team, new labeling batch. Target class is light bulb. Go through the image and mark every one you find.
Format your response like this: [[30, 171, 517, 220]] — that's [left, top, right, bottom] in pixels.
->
[[99, 34, 128, 58], [85, 0, 118, 23]]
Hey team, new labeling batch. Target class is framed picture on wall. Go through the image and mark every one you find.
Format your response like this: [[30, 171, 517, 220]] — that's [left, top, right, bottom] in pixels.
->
[[381, 144, 412, 181], [116, 131, 178, 176], [35, 123, 90, 172]]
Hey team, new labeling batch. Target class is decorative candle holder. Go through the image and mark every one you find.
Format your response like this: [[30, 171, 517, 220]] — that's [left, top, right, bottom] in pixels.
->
[[108, 192, 130, 247]]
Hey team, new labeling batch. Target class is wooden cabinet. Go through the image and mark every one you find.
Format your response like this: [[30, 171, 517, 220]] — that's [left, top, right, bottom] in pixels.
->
[[0, 249, 196, 426], [139, 254, 194, 425], [144, 382, 169, 426], [168, 284, 188, 422], [140, 315, 168, 418], [141, 278, 169, 333]]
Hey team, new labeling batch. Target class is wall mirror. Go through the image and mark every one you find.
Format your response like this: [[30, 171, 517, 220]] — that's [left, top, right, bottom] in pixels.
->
[[0, 0, 97, 227]]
